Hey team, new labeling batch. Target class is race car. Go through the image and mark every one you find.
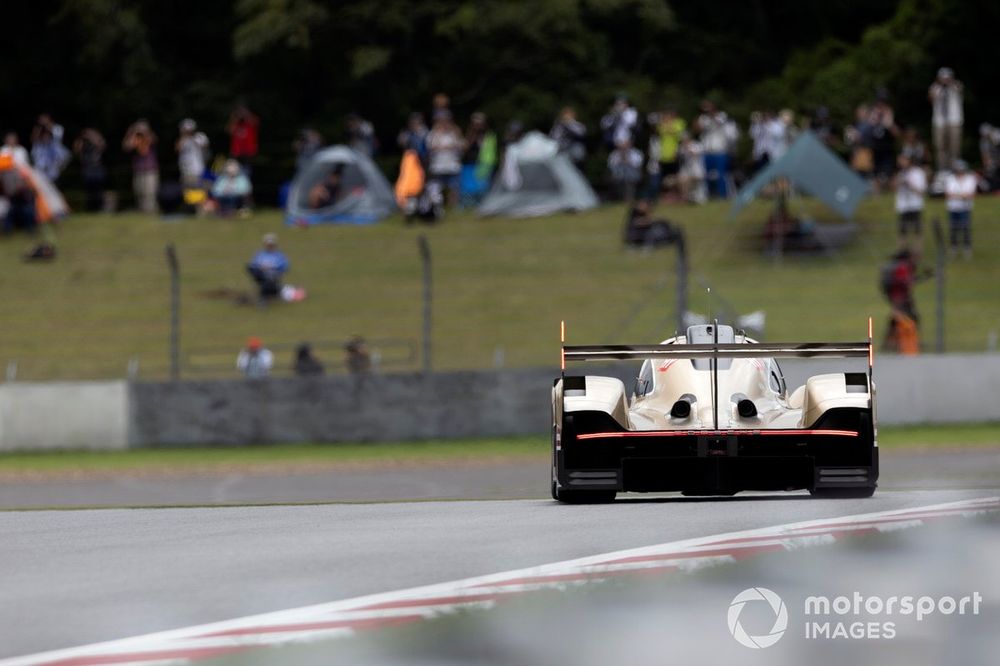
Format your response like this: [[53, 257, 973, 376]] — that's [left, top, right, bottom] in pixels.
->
[[551, 321, 878, 502]]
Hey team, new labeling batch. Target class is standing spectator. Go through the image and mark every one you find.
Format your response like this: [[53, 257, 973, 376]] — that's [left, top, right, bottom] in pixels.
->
[[677, 132, 706, 204], [893, 154, 927, 246], [236, 337, 273, 378], [346, 113, 376, 157], [607, 139, 643, 202], [928, 67, 964, 173], [176, 119, 209, 189], [644, 115, 662, 199], [944, 160, 977, 260], [397, 112, 429, 162], [227, 104, 260, 174], [656, 107, 686, 188], [73, 128, 107, 212], [881, 250, 927, 355], [293, 343, 325, 376], [550, 106, 587, 165], [32, 114, 64, 144], [899, 127, 928, 166], [695, 99, 737, 198], [1, 133, 29, 165], [845, 104, 874, 180], [293, 128, 323, 174], [600, 94, 638, 149], [246, 233, 289, 303], [122, 120, 159, 214], [211, 159, 253, 215], [459, 111, 497, 206], [30, 127, 70, 182], [425, 110, 464, 210], [869, 90, 899, 192], [810, 106, 838, 148], [979, 123, 1000, 191]]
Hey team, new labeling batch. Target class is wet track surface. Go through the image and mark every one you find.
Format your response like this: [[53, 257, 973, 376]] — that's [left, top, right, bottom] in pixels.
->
[[1, 448, 998, 662]]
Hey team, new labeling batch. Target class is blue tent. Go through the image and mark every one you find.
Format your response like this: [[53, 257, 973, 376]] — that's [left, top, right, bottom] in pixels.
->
[[731, 131, 870, 220]]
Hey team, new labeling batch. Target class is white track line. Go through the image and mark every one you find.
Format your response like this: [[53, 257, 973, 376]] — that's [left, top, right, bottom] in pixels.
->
[[4, 496, 996, 666]]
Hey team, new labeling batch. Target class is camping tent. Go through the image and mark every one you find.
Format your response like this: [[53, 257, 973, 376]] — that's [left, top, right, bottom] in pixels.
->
[[0, 154, 69, 222], [478, 132, 598, 218], [285, 146, 396, 225], [730, 131, 870, 220]]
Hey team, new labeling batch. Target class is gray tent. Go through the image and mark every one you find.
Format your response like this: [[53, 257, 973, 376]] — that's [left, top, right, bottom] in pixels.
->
[[479, 132, 598, 218], [285, 146, 396, 225], [730, 131, 870, 220]]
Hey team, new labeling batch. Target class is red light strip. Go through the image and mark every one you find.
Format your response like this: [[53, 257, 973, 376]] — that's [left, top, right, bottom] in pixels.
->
[[576, 429, 858, 440]]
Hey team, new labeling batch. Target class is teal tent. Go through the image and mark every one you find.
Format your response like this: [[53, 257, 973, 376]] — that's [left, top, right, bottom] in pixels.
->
[[730, 131, 870, 220]]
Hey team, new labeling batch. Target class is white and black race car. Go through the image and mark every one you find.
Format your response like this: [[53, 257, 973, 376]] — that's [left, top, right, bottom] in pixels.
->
[[552, 322, 877, 502]]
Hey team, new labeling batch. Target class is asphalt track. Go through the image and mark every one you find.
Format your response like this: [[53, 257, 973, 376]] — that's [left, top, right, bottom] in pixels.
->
[[1, 449, 998, 662]]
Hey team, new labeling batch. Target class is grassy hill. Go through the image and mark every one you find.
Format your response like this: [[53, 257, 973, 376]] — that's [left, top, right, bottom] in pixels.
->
[[0, 194, 997, 381]]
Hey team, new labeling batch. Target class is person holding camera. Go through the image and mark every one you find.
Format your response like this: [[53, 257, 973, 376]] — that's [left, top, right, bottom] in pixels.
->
[[928, 67, 964, 173]]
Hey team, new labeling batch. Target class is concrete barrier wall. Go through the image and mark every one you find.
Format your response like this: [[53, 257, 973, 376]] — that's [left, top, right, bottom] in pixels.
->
[[0, 356, 998, 450], [0, 381, 129, 451]]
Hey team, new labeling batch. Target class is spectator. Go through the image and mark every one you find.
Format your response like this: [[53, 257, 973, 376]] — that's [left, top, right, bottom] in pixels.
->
[[809, 106, 838, 148], [944, 159, 976, 260], [869, 90, 898, 192], [307, 165, 343, 209], [293, 128, 323, 174], [425, 110, 464, 210], [607, 139, 643, 202], [30, 127, 70, 182], [246, 233, 289, 303], [176, 119, 209, 189], [122, 120, 159, 214], [845, 104, 874, 180], [695, 99, 737, 198], [623, 199, 680, 249], [893, 154, 927, 246], [0, 155, 36, 233], [293, 343, 325, 376], [978, 123, 1000, 191], [31, 113, 64, 145], [899, 127, 928, 167], [600, 93, 638, 150], [928, 67, 964, 173], [656, 107, 686, 188], [236, 336, 273, 378], [881, 250, 927, 355], [397, 112, 428, 162], [677, 132, 706, 204], [227, 104, 260, 173], [431, 92, 451, 118], [73, 128, 107, 212], [344, 336, 372, 375], [749, 110, 785, 173], [460, 111, 497, 206], [346, 112, 376, 157], [644, 115, 662, 199], [1, 133, 29, 165], [211, 159, 252, 215], [550, 106, 587, 165]]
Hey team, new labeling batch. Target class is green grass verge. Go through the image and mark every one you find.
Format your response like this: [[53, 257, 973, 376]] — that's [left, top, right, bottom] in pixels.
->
[[0, 193, 998, 380], [0, 424, 996, 476]]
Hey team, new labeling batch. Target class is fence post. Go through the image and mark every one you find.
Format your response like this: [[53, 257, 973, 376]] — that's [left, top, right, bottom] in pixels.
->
[[932, 218, 945, 353], [165, 243, 181, 380], [675, 228, 688, 333], [417, 235, 432, 373]]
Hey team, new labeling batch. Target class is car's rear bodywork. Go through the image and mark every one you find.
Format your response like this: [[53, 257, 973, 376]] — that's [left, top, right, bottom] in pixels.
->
[[552, 323, 878, 502]]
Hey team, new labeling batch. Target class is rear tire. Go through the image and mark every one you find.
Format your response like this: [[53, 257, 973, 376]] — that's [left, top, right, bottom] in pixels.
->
[[810, 486, 876, 499]]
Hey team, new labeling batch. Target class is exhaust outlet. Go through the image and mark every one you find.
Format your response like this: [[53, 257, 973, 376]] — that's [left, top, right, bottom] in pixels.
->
[[670, 393, 697, 419], [731, 393, 758, 418]]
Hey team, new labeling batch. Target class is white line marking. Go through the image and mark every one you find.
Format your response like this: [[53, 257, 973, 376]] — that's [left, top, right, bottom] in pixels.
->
[[3, 496, 996, 666]]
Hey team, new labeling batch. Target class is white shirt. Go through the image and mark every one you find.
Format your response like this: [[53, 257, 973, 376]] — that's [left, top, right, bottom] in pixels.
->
[[895, 167, 927, 213], [237, 348, 273, 377], [0, 145, 29, 165], [930, 81, 964, 127], [944, 172, 977, 212], [178, 132, 209, 179], [698, 112, 733, 154]]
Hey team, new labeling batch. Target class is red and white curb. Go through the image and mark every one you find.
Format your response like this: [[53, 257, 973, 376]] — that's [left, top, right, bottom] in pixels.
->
[[4, 496, 996, 665]]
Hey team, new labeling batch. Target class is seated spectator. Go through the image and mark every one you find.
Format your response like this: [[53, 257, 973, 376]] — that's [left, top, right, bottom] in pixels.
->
[[211, 159, 252, 215], [607, 139, 643, 201], [623, 200, 680, 248], [308, 165, 344, 209], [246, 233, 289, 303], [344, 336, 372, 375], [294, 343, 325, 376], [0, 156, 37, 233], [236, 336, 273, 378]]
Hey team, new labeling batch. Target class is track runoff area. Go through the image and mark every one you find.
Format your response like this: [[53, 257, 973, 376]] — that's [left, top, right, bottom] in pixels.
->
[[4, 496, 996, 665]]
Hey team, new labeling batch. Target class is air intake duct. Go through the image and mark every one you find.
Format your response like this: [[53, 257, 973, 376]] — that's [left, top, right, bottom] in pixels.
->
[[670, 393, 697, 419]]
